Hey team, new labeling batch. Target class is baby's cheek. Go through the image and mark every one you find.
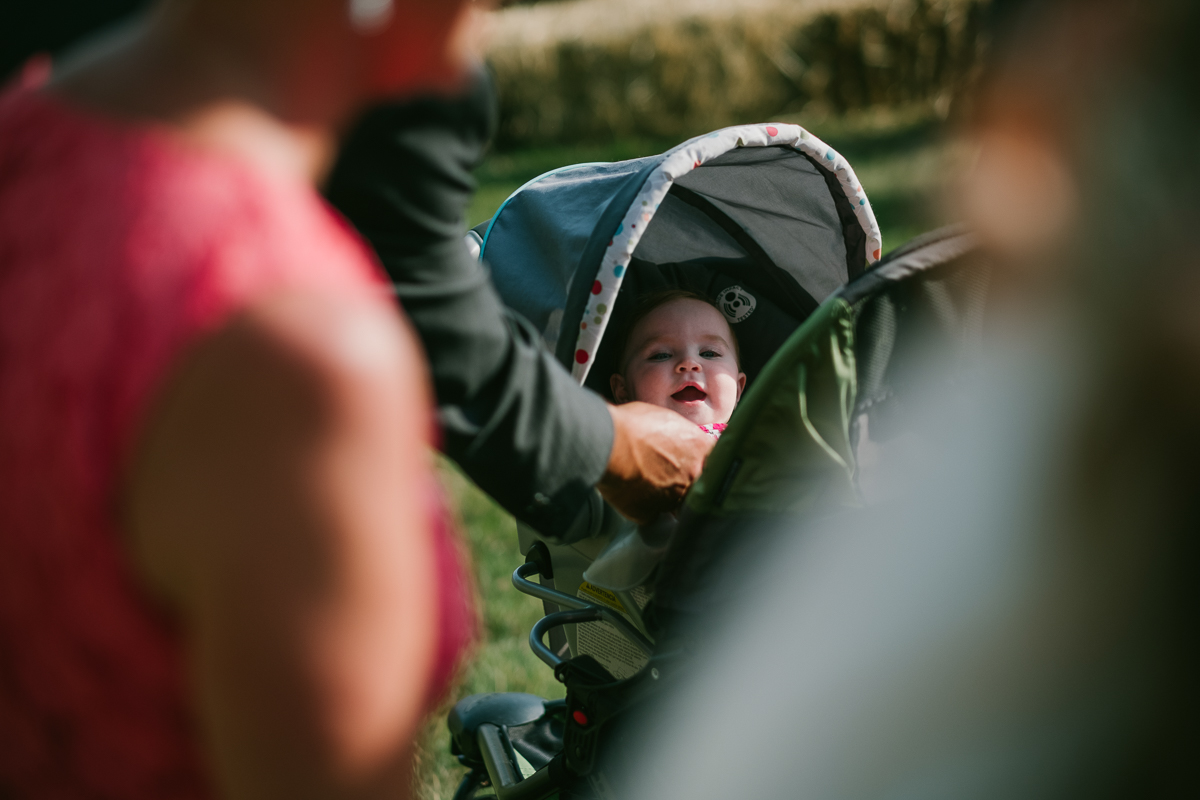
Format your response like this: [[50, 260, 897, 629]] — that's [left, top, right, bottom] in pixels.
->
[[713, 373, 741, 403]]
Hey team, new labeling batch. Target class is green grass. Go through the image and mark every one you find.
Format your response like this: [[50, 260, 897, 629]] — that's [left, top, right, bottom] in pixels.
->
[[419, 106, 967, 797], [416, 461, 560, 800]]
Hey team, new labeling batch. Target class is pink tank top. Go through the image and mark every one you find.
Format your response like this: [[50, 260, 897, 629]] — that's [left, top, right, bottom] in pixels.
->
[[0, 76, 474, 798]]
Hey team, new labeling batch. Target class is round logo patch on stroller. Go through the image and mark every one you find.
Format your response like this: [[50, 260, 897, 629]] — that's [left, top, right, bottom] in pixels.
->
[[716, 285, 756, 324]]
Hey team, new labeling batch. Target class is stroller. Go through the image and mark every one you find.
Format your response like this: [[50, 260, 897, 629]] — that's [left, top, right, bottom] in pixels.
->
[[447, 124, 986, 799]]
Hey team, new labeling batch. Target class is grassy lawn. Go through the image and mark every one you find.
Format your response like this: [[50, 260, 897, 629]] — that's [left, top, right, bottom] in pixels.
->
[[419, 106, 968, 798], [414, 462, 563, 800]]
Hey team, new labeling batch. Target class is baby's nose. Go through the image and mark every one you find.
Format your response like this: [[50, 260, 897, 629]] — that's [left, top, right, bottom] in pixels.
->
[[677, 358, 701, 371]]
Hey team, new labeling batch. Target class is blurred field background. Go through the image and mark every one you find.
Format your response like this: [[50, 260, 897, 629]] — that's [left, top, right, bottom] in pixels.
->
[[487, 0, 988, 147], [418, 0, 984, 796]]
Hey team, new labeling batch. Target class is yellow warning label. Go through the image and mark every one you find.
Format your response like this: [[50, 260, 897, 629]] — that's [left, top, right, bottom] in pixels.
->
[[575, 581, 648, 680], [577, 581, 626, 614]]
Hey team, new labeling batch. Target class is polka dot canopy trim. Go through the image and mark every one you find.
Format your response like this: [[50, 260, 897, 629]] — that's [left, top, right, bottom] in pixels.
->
[[570, 123, 883, 383]]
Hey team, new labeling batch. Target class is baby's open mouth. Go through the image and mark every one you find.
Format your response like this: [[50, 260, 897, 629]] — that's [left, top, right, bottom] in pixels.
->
[[671, 386, 707, 403]]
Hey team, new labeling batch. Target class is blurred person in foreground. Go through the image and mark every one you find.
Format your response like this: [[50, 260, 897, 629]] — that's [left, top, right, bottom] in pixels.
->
[[0, 0, 482, 797], [620, 0, 1200, 797], [3, 4, 717, 544]]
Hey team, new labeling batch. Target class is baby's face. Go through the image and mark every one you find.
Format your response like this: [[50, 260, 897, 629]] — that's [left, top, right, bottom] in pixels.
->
[[611, 298, 746, 426]]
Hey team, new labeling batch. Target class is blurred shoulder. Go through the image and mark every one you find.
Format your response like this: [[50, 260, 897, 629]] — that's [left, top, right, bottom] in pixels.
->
[[142, 140, 384, 297], [223, 289, 426, 403]]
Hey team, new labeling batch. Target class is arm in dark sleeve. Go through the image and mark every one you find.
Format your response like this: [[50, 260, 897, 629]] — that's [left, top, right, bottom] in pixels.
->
[[324, 74, 614, 536]]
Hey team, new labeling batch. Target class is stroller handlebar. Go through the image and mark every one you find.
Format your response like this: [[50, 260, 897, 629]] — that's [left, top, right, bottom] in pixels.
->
[[514, 562, 654, 667], [512, 560, 593, 611]]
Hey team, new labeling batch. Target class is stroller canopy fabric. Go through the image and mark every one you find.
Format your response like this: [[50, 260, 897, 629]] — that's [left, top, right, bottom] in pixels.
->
[[474, 124, 882, 391]]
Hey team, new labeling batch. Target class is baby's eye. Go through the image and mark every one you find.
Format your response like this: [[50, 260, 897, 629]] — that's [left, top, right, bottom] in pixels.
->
[[647, 352, 671, 362], [701, 349, 722, 359]]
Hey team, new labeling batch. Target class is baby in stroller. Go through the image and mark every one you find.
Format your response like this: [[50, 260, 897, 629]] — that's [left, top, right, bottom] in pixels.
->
[[468, 121, 886, 681], [515, 288, 750, 681], [609, 290, 745, 439], [446, 122, 900, 798]]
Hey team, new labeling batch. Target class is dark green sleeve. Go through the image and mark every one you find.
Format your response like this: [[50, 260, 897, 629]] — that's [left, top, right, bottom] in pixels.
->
[[324, 74, 614, 536]]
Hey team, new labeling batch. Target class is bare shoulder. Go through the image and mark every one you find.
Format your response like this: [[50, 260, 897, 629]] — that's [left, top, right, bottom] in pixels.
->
[[151, 289, 433, 458], [209, 290, 430, 412], [124, 289, 433, 606]]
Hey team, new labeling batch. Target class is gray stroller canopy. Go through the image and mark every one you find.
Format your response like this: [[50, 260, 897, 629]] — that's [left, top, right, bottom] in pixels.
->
[[471, 124, 882, 396]]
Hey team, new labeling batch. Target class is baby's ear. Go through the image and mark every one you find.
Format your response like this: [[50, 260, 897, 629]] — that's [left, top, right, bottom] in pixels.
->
[[610, 373, 630, 403], [735, 372, 747, 401]]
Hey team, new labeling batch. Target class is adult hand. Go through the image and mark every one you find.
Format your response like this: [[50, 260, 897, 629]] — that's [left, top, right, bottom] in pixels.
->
[[598, 402, 715, 524]]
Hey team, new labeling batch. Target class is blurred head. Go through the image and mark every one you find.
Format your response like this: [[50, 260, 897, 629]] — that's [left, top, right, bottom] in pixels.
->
[[959, 0, 1200, 347], [166, 0, 485, 121], [961, 1, 1189, 267], [611, 291, 745, 426], [347, 0, 485, 98]]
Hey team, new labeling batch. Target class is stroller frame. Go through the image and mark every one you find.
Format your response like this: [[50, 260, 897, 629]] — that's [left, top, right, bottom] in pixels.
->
[[447, 226, 986, 800], [449, 542, 664, 800]]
